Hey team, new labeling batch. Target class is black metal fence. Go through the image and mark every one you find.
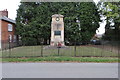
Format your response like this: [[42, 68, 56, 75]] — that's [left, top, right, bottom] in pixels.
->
[[0, 40, 119, 58], [1, 40, 19, 50]]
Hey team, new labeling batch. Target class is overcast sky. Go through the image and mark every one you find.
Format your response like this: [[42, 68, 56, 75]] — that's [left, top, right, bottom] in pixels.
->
[[0, 0, 105, 34], [0, 0, 21, 20]]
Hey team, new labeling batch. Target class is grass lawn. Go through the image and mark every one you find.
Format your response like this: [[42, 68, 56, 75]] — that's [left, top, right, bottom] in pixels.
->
[[1, 45, 118, 58], [2, 57, 119, 63]]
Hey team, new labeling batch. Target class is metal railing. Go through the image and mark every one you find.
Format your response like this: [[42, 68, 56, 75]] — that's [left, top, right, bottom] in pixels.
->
[[1, 40, 119, 58]]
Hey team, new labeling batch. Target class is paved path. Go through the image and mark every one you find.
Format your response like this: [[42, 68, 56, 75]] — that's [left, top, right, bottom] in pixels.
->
[[2, 63, 118, 78]]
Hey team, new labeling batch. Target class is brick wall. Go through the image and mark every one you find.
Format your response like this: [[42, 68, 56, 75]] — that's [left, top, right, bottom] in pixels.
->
[[1, 20, 15, 41], [1, 20, 16, 49]]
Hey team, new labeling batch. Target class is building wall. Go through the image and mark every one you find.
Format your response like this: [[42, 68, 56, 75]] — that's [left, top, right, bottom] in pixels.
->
[[1, 20, 16, 49], [1, 20, 15, 41], [0, 20, 1, 49]]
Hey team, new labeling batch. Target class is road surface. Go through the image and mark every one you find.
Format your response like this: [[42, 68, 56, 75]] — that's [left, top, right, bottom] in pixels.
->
[[2, 63, 118, 78]]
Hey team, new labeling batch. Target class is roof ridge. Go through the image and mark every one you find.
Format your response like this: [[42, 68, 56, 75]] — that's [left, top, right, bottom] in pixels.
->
[[0, 16, 16, 24]]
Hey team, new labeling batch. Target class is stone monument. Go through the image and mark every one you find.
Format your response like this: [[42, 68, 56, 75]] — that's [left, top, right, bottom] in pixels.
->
[[50, 14, 64, 47]]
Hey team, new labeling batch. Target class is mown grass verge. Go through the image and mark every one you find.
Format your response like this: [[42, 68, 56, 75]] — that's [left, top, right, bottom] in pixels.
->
[[1, 45, 118, 58], [1, 57, 119, 63]]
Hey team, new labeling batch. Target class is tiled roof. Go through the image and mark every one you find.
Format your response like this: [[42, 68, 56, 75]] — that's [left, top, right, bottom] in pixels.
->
[[0, 16, 16, 24]]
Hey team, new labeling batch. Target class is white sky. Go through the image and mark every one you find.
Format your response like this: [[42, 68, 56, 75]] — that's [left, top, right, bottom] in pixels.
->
[[0, 0, 21, 20], [0, 0, 105, 34]]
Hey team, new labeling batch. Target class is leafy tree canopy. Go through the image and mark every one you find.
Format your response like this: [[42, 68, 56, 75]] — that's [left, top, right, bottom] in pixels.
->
[[16, 2, 101, 45], [97, 1, 120, 41]]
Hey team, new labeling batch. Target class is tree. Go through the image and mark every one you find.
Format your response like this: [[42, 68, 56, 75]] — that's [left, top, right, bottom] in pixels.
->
[[97, 1, 120, 41], [16, 2, 101, 45], [78, 2, 101, 42]]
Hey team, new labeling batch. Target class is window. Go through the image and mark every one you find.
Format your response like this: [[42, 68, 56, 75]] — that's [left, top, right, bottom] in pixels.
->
[[54, 31, 61, 35], [8, 24, 13, 31]]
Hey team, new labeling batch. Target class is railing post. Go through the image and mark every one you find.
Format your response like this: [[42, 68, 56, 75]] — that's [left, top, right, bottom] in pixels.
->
[[57, 42, 61, 56], [8, 40, 11, 58], [41, 44, 43, 57], [74, 42, 76, 57], [58, 47, 60, 56]]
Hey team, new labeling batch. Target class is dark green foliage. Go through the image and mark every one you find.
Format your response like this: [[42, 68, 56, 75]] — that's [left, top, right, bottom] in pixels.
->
[[16, 2, 100, 45]]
